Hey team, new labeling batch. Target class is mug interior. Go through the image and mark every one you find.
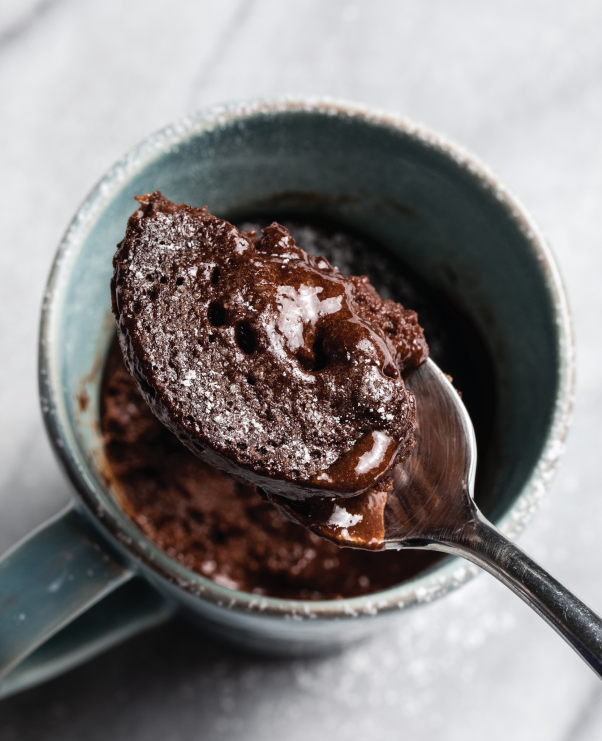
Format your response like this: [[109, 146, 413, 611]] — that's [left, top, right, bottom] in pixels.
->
[[42, 99, 572, 619]]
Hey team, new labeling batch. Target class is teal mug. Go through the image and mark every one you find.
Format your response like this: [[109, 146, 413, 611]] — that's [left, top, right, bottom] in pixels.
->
[[0, 98, 573, 698]]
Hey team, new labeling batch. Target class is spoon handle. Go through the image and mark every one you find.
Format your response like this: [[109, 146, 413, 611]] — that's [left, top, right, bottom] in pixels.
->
[[433, 511, 602, 677]]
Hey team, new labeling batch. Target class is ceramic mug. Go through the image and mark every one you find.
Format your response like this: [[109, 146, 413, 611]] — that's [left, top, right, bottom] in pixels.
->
[[0, 98, 573, 699]]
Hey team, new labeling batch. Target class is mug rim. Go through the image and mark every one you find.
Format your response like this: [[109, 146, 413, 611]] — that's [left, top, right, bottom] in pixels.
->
[[38, 96, 575, 620]]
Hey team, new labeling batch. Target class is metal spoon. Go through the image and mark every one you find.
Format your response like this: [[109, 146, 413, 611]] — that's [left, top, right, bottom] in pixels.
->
[[275, 359, 602, 677]]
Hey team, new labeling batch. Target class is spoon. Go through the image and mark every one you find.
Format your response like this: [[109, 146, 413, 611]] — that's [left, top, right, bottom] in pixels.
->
[[272, 358, 602, 677]]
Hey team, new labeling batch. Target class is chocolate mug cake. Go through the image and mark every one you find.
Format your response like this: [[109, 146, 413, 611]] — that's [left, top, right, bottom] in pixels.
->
[[10, 100, 564, 688], [105, 194, 496, 599]]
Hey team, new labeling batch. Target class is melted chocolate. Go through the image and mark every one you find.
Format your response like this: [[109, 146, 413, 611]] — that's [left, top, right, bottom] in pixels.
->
[[100, 338, 441, 599], [268, 486, 389, 550], [111, 193, 427, 500]]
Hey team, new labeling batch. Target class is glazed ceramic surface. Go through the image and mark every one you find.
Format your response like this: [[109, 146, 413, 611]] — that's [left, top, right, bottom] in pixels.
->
[[0, 98, 573, 698]]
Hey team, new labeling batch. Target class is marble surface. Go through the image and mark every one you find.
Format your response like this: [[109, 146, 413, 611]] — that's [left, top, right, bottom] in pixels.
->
[[1, 0, 602, 738]]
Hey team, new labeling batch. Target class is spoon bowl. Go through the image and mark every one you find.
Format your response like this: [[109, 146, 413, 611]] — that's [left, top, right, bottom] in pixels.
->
[[385, 359, 476, 546]]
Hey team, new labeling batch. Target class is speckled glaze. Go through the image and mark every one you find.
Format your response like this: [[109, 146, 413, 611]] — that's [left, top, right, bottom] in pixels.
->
[[0, 97, 574, 696]]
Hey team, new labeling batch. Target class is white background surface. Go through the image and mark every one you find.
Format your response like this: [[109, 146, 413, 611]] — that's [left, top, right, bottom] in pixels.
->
[[1, 1, 602, 738]]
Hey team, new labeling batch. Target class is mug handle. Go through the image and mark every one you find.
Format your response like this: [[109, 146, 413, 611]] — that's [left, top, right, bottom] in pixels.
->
[[0, 505, 174, 698]]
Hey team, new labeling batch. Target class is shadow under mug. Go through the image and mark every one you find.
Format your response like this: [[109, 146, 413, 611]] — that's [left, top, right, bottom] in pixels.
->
[[0, 98, 573, 699]]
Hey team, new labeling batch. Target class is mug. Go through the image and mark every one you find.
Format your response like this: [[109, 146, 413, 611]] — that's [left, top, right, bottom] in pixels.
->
[[0, 97, 573, 699]]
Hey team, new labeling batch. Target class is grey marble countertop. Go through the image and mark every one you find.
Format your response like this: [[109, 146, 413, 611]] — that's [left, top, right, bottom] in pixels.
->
[[1, 0, 602, 738]]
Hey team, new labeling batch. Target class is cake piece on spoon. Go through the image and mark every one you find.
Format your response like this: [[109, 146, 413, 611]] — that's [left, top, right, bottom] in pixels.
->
[[111, 192, 428, 504]]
